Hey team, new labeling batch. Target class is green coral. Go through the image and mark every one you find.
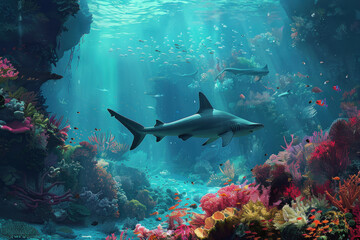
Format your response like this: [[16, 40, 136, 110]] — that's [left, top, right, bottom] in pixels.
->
[[67, 203, 90, 223], [0, 221, 39, 239], [124, 199, 147, 220], [24, 103, 49, 129]]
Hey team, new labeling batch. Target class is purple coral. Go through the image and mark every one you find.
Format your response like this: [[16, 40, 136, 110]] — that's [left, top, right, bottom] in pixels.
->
[[10, 171, 73, 209]]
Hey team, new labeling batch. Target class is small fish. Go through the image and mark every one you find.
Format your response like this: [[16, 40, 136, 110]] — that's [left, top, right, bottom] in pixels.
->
[[228, 179, 232, 182], [243, 176, 246, 179], [262, 228, 268, 231], [91, 221, 98, 226], [322, 220, 329, 224], [95, 128, 98, 131], [219, 193, 227, 197], [189, 204, 197, 209], [77, 112, 80, 114], [324, 80, 330, 84], [168, 204, 179, 210], [156, 217, 162, 221], [313, 220, 321, 226], [219, 163, 223, 166], [186, 198, 190, 200], [71, 138, 74, 140], [310, 209, 315, 212], [155, 49, 161, 52], [174, 193, 179, 195], [266, 179, 272, 182], [74, 127, 78, 130], [191, 182, 194, 185], [309, 100, 312, 104], [264, 153, 267, 156], [297, 217, 303, 220], [177, 200, 182, 202], [312, 87, 323, 93], [139, 40, 144, 42], [245, 231, 252, 234], [315, 98, 327, 107], [305, 85, 310, 87], [309, 215, 316, 220], [333, 85, 341, 91], [332, 176, 340, 180], [239, 94, 245, 99], [150, 211, 159, 215], [174, 197, 180, 200], [223, 182, 229, 185], [306, 139, 310, 143], [234, 188, 242, 191], [184, 203, 189, 206], [317, 210, 322, 214]]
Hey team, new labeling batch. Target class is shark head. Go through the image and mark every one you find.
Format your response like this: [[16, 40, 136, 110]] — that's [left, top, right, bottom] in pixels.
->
[[231, 118, 264, 136]]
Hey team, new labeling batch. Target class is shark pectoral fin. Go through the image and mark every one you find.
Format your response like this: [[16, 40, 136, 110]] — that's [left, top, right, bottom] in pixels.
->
[[220, 131, 234, 147], [202, 137, 219, 146], [155, 120, 164, 127], [155, 135, 164, 142], [178, 134, 192, 141]]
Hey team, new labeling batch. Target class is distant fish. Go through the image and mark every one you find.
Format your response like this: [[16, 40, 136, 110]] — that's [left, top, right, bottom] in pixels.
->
[[239, 94, 245, 99], [333, 85, 341, 92], [278, 90, 292, 98], [97, 88, 109, 92], [91, 221, 98, 226], [311, 87, 323, 93], [189, 204, 197, 209]]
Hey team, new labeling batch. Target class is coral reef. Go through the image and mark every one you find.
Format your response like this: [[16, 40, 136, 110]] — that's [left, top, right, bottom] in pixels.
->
[[0, 220, 39, 239]]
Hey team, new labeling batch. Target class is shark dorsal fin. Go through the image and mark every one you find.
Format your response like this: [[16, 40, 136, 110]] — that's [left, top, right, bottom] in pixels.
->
[[155, 120, 164, 127], [198, 92, 213, 114], [263, 64, 268, 70]]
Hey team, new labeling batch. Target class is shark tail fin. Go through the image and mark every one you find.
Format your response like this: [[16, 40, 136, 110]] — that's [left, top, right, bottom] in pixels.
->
[[107, 109, 146, 150]]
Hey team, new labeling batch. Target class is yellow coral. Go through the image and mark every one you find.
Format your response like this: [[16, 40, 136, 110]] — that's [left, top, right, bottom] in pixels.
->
[[240, 201, 278, 229]]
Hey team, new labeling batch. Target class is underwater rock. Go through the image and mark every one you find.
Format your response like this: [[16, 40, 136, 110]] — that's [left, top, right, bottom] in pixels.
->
[[124, 200, 147, 221], [122, 217, 138, 230], [56, 226, 77, 239], [41, 220, 57, 235], [96, 221, 119, 235]]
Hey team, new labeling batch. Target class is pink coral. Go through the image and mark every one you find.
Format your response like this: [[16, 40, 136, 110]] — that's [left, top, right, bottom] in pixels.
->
[[199, 182, 264, 217], [0, 117, 33, 134], [281, 134, 294, 150], [134, 224, 170, 239], [0, 57, 19, 81], [173, 224, 195, 240]]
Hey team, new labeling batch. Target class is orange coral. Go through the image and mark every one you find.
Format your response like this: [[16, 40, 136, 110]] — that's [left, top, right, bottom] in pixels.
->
[[325, 172, 360, 212]]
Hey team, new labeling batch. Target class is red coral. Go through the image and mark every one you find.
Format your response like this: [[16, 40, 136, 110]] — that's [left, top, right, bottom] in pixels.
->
[[329, 119, 354, 150], [166, 212, 184, 230], [312, 180, 332, 197], [350, 204, 360, 240], [308, 140, 350, 183], [283, 183, 302, 200]]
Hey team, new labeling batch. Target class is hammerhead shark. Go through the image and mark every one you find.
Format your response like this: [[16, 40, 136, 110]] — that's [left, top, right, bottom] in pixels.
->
[[175, 70, 198, 79], [215, 65, 269, 81], [108, 92, 263, 150]]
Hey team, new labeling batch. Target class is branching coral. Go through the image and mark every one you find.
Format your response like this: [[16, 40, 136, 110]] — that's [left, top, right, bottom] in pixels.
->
[[308, 140, 350, 183], [218, 159, 235, 179], [10, 171, 73, 209], [88, 131, 129, 159], [200, 182, 262, 217], [325, 172, 360, 212], [0, 57, 19, 84]]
